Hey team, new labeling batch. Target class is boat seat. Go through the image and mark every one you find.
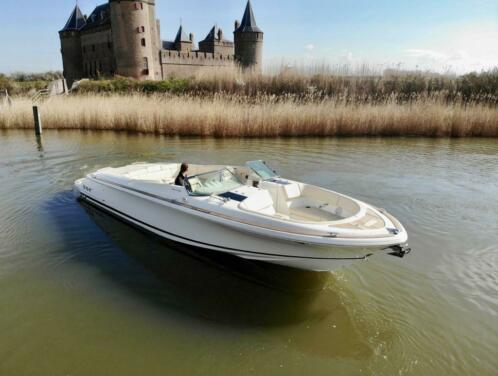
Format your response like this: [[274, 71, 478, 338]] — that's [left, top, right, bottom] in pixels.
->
[[124, 164, 180, 184], [283, 183, 301, 200], [239, 191, 276, 216]]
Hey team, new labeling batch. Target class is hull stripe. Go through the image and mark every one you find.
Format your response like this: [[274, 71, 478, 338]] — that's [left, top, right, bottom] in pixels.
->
[[80, 194, 371, 261]]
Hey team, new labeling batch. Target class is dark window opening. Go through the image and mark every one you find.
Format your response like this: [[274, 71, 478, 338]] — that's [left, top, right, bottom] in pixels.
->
[[142, 57, 149, 75], [141, 38, 146, 47]]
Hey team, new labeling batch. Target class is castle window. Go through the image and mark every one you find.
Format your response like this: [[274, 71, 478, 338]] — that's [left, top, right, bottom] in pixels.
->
[[142, 57, 149, 75], [137, 26, 145, 33], [134, 2, 143, 10], [141, 38, 146, 47]]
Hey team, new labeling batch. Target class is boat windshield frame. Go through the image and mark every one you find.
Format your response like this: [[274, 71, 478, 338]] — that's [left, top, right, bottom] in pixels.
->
[[185, 168, 244, 197], [246, 160, 279, 181]]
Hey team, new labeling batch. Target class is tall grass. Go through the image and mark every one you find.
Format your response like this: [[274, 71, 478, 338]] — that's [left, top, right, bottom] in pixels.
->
[[1, 94, 496, 137], [74, 67, 498, 105]]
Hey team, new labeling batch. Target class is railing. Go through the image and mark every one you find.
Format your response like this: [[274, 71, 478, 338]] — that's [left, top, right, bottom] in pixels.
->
[[31, 89, 51, 105], [31, 79, 70, 105]]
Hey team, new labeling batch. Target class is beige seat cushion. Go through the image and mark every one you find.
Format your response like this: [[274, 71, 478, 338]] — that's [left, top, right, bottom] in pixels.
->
[[283, 184, 301, 200]]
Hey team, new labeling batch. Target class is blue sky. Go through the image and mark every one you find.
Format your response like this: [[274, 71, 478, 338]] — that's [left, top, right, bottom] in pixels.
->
[[0, 0, 497, 74]]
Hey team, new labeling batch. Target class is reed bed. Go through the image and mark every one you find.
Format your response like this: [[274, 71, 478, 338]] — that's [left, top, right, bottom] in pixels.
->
[[1, 94, 497, 137], [74, 67, 498, 105]]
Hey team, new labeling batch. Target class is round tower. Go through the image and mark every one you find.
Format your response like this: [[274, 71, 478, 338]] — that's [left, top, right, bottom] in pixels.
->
[[234, 1, 264, 72], [59, 5, 86, 86], [109, 0, 161, 80]]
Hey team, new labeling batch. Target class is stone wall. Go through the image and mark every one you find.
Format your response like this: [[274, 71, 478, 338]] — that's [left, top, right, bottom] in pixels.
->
[[198, 40, 234, 55], [110, 0, 161, 80], [160, 50, 235, 77], [81, 27, 115, 78], [234, 32, 263, 72], [60, 31, 84, 86]]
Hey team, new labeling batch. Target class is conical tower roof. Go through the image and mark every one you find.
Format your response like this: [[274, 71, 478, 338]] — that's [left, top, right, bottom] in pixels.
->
[[235, 0, 262, 33], [174, 25, 191, 43], [60, 4, 86, 32], [202, 25, 224, 41]]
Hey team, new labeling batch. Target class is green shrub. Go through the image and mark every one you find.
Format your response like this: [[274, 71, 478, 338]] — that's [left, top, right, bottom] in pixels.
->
[[0, 74, 13, 93], [75, 77, 189, 94]]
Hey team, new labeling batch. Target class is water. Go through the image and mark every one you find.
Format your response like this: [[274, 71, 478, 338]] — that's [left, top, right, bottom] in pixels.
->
[[1, 130, 497, 375]]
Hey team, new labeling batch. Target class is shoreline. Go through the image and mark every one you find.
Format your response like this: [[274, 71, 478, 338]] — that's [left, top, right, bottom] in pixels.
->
[[1, 94, 497, 137]]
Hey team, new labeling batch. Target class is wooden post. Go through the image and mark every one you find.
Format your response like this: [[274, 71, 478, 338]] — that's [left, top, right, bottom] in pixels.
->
[[33, 106, 42, 135]]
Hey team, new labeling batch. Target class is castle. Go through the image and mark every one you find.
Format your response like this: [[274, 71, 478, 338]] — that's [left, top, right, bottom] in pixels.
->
[[59, 0, 263, 86]]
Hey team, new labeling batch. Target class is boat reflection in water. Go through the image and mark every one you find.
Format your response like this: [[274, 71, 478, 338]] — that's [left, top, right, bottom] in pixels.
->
[[80, 201, 332, 327]]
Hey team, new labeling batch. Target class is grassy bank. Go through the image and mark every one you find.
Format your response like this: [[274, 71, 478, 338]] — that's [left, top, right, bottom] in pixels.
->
[[0, 72, 63, 96], [1, 94, 497, 137]]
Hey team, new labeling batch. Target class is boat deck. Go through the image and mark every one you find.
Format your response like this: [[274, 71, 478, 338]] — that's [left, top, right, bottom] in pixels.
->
[[289, 207, 343, 222]]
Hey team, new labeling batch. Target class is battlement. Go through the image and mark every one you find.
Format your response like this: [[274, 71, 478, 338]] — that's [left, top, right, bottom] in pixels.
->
[[160, 49, 235, 77], [161, 49, 235, 64]]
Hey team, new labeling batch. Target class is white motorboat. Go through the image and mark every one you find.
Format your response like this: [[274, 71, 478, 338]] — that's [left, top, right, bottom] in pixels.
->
[[74, 161, 410, 272]]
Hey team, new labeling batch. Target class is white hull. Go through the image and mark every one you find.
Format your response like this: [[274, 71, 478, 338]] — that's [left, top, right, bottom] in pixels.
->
[[74, 169, 409, 272]]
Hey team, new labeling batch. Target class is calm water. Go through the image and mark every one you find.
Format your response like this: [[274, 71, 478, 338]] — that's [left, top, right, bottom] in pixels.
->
[[1, 130, 497, 376]]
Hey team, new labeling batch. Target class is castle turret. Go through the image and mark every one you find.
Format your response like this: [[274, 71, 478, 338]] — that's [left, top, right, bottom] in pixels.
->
[[198, 26, 234, 55], [59, 5, 86, 86], [234, 0, 263, 72], [174, 25, 193, 52], [109, 0, 161, 80]]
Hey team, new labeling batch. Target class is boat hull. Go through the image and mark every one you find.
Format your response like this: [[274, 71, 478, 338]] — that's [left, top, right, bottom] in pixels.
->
[[75, 178, 398, 272]]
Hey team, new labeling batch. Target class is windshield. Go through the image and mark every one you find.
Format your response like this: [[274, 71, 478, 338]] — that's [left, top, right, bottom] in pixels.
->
[[186, 169, 243, 196], [247, 160, 278, 180]]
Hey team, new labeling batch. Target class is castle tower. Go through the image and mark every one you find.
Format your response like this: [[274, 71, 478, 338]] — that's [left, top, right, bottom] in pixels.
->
[[234, 0, 263, 72], [174, 25, 193, 52], [199, 25, 234, 55], [59, 5, 86, 86], [109, 0, 161, 80]]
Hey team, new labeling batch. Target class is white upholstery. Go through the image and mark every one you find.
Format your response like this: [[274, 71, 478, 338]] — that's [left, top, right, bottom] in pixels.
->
[[239, 191, 276, 216], [125, 164, 180, 184], [283, 184, 301, 200], [147, 165, 162, 173]]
